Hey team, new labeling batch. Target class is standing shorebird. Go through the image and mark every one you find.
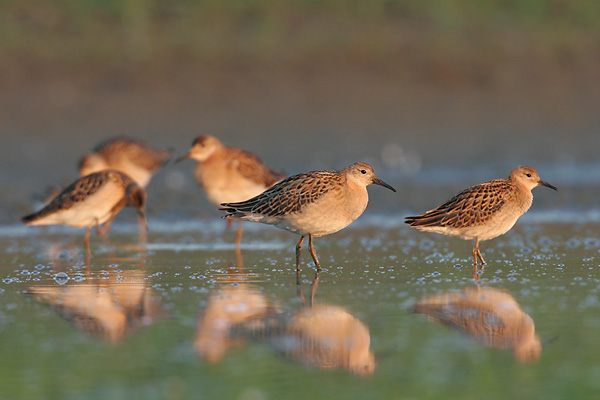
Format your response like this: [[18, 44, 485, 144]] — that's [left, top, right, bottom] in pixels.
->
[[178, 135, 285, 245], [220, 162, 396, 270], [405, 166, 557, 266], [22, 170, 147, 255], [410, 287, 542, 363], [79, 136, 171, 188]]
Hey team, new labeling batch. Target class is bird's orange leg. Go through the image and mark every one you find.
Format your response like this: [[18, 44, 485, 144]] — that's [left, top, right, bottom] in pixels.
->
[[472, 239, 486, 267], [308, 233, 321, 271], [235, 221, 243, 248], [84, 226, 92, 256], [295, 235, 305, 272]]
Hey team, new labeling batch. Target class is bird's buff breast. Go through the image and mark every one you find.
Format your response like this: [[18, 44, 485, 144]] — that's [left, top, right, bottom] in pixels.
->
[[273, 186, 368, 237], [197, 162, 266, 205], [35, 183, 125, 228], [421, 199, 532, 241]]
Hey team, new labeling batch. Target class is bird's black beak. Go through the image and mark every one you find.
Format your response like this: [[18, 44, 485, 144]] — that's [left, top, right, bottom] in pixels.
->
[[372, 177, 396, 192], [542, 335, 559, 347], [539, 180, 558, 191], [175, 152, 191, 163], [137, 208, 148, 231]]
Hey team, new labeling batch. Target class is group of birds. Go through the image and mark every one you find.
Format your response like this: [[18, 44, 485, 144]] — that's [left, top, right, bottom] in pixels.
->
[[21, 135, 557, 270]]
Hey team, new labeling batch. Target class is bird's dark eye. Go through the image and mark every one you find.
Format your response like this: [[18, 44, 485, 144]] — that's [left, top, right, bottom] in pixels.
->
[[360, 170, 367, 174], [526, 173, 532, 177]]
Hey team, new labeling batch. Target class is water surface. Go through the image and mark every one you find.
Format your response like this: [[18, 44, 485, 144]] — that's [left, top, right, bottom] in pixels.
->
[[1, 217, 599, 399]]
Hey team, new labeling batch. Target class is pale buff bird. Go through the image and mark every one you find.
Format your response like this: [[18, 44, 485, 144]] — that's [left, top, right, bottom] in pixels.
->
[[241, 304, 376, 376], [29, 268, 166, 343], [405, 166, 557, 266], [178, 135, 285, 245], [79, 136, 171, 188], [195, 283, 280, 363], [22, 170, 147, 254], [220, 162, 396, 270], [410, 287, 542, 363]]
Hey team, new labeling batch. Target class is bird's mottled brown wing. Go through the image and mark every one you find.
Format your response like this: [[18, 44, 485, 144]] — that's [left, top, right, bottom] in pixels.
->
[[405, 179, 510, 228], [98, 137, 171, 170], [22, 171, 131, 223], [410, 302, 507, 340], [220, 171, 339, 217], [228, 147, 285, 187]]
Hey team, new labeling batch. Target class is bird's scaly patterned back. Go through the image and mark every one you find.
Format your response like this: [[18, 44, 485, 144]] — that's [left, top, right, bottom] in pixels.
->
[[407, 179, 513, 228], [96, 137, 170, 170], [28, 171, 133, 221], [227, 147, 285, 187], [223, 170, 341, 217]]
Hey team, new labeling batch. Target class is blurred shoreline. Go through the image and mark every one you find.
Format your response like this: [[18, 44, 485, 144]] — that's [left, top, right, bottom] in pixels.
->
[[2, 1, 599, 223]]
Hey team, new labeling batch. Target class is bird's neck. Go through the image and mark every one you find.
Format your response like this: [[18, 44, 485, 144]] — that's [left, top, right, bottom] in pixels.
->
[[513, 181, 534, 214]]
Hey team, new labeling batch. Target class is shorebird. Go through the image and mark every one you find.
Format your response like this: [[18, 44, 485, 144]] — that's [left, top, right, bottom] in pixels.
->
[[29, 267, 166, 343], [178, 135, 285, 245], [241, 303, 376, 375], [220, 162, 396, 270], [410, 287, 542, 363], [195, 272, 280, 363], [405, 166, 557, 266], [79, 136, 171, 188], [22, 170, 147, 254], [239, 271, 375, 376]]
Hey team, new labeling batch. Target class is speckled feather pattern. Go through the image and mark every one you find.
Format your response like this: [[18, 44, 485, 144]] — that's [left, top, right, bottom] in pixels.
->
[[224, 147, 285, 188], [92, 137, 170, 171], [412, 296, 513, 340], [220, 170, 341, 217], [22, 170, 134, 223], [404, 166, 556, 266], [405, 179, 513, 229], [410, 287, 540, 361]]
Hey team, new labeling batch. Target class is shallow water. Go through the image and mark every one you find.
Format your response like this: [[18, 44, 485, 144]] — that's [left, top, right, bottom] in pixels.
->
[[1, 216, 599, 400]]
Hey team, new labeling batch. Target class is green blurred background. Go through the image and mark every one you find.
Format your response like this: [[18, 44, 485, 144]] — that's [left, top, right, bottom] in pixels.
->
[[1, 0, 599, 221]]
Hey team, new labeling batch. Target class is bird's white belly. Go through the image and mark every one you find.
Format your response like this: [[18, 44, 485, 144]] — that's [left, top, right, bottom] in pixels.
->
[[206, 181, 267, 205], [421, 208, 523, 241], [34, 185, 122, 228], [274, 193, 367, 237], [199, 165, 268, 205]]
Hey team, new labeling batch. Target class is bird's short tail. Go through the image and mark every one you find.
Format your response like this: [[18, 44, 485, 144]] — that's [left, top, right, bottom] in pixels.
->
[[219, 204, 242, 220], [21, 211, 43, 225], [404, 212, 444, 227]]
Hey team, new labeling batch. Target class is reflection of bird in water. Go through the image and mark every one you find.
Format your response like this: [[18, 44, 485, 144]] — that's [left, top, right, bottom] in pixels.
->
[[221, 162, 395, 270], [79, 136, 171, 189], [195, 257, 280, 363], [240, 272, 376, 376], [178, 135, 285, 246], [28, 266, 166, 343], [21, 170, 147, 255], [409, 286, 542, 363], [405, 166, 557, 267]]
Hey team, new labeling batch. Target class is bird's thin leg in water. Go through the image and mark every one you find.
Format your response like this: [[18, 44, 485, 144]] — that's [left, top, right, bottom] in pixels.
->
[[84, 226, 92, 256], [235, 221, 243, 248], [295, 235, 305, 272], [235, 246, 244, 269], [97, 216, 114, 236], [472, 266, 482, 281], [308, 233, 321, 271], [137, 214, 147, 245], [476, 239, 486, 266], [472, 239, 486, 266], [296, 269, 305, 305], [309, 271, 320, 307]]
